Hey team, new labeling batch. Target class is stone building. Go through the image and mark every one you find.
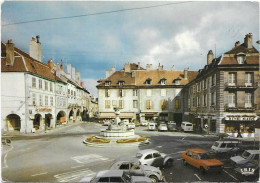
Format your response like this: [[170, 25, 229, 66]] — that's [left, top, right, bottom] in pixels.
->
[[1, 37, 92, 133], [97, 63, 197, 125], [183, 33, 259, 137]]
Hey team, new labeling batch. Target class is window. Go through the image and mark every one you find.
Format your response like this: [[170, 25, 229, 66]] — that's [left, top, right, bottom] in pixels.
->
[[212, 74, 215, 86], [175, 79, 181, 85], [211, 92, 215, 105], [118, 81, 124, 86], [245, 72, 253, 86], [39, 79, 42, 89], [204, 94, 207, 106], [32, 93, 36, 105], [228, 93, 236, 107], [39, 95, 43, 106], [144, 154, 153, 159], [192, 98, 195, 107], [161, 100, 167, 110], [197, 96, 200, 106], [145, 78, 152, 85], [175, 99, 180, 109], [146, 100, 152, 109], [133, 100, 138, 108], [228, 73, 236, 86], [50, 83, 53, 92], [119, 100, 124, 109], [105, 89, 110, 97], [245, 93, 252, 108], [133, 89, 138, 96], [32, 77, 36, 88], [119, 89, 124, 97], [236, 53, 246, 64], [146, 89, 152, 97], [68, 89, 70, 95], [50, 97, 54, 106], [161, 89, 166, 96], [160, 79, 166, 85], [119, 163, 129, 170], [105, 81, 110, 86], [204, 79, 207, 89], [112, 100, 117, 107], [105, 100, 110, 109], [45, 96, 48, 106], [153, 153, 161, 158], [45, 81, 48, 91]]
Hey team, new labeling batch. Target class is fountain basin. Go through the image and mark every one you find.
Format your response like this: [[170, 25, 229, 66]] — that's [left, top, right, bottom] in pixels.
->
[[100, 129, 135, 137]]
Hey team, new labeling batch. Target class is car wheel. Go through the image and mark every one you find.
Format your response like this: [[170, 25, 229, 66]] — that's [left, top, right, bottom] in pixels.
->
[[149, 175, 158, 183], [165, 159, 173, 167], [183, 160, 187, 166], [200, 167, 206, 174]]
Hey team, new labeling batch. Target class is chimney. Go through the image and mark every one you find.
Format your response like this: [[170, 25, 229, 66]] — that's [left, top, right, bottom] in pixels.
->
[[184, 68, 188, 80], [48, 59, 54, 70], [76, 70, 80, 83], [124, 63, 131, 72], [6, 40, 15, 66], [106, 66, 116, 78], [171, 65, 175, 71], [207, 50, 214, 65], [158, 63, 163, 71], [80, 81, 84, 88], [244, 33, 253, 49], [235, 41, 240, 47], [29, 35, 42, 61], [146, 64, 152, 71], [137, 62, 141, 69]]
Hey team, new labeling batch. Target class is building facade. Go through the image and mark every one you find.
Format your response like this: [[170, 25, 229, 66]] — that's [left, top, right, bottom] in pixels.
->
[[183, 33, 259, 137], [1, 37, 93, 133], [97, 63, 197, 125]]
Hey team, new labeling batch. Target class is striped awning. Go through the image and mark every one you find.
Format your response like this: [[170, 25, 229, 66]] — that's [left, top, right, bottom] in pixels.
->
[[99, 112, 134, 119]]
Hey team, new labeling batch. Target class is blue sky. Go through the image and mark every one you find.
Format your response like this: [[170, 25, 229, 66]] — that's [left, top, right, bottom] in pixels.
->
[[1, 1, 259, 97]]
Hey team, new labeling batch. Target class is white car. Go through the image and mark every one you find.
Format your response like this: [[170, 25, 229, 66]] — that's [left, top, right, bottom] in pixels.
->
[[158, 123, 167, 132], [136, 149, 174, 168], [103, 120, 111, 126], [148, 123, 157, 131], [127, 123, 135, 129], [141, 121, 148, 126], [181, 122, 193, 132]]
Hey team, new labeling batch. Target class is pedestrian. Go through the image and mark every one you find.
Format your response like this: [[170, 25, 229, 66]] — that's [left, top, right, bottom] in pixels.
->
[[237, 129, 242, 138]]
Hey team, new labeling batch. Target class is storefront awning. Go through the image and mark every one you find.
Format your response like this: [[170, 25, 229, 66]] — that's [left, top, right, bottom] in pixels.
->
[[225, 116, 258, 121], [99, 112, 134, 119]]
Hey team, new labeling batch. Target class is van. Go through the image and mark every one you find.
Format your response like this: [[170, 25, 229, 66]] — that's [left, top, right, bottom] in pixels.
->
[[148, 123, 156, 131], [211, 140, 240, 153], [181, 122, 193, 132]]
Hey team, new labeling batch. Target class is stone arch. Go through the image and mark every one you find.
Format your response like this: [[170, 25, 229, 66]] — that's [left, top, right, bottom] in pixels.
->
[[45, 113, 52, 128], [82, 109, 89, 121], [57, 111, 66, 125], [76, 109, 82, 121], [6, 114, 21, 131], [69, 110, 74, 121], [34, 114, 42, 130]]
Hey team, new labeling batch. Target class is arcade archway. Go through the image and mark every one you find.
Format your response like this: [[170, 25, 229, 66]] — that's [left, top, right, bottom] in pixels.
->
[[6, 114, 21, 131]]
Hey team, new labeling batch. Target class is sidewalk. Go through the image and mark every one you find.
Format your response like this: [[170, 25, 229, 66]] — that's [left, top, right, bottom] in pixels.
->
[[1, 121, 86, 138]]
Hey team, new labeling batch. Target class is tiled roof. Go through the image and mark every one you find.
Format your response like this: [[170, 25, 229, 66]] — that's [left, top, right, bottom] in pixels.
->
[[1, 42, 56, 81], [225, 43, 259, 54], [220, 55, 259, 65], [97, 68, 198, 87]]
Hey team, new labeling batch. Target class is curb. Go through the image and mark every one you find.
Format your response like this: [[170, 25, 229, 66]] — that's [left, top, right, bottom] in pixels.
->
[[82, 139, 150, 147]]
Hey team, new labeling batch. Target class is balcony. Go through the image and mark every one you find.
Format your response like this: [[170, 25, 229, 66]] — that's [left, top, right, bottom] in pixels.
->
[[224, 104, 257, 112], [224, 80, 258, 91]]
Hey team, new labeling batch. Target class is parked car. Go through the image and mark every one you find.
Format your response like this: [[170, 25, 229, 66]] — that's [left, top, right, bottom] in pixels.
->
[[135, 149, 174, 168], [211, 140, 240, 155], [230, 150, 260, 167], [148, 123, 157, 131], [103, 120, 111, 126], [158, 123, 167, 132], [80, 170, 129, 182], [228, 140, 259, 157], [141, 121, 149, 126], [167, 121, 177, 131], [131, 176, 153, 183], [181, 122, 193, 132], [127, 123, 135, 130], [181, 149, 224, 174], [234, 160, 259, 181], [110, 157, 165, 182]]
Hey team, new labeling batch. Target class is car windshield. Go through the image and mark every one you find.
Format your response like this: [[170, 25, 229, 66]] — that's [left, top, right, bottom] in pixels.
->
[[198, 153, 210, 160], [136, 153, 143, 159], [213, 142, 219, 147], [186, 124, 192, 126], [242, 151, 251, 159]]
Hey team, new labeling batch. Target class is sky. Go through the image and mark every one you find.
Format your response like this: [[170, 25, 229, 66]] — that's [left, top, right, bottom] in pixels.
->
[[1, 1, 259, 97]]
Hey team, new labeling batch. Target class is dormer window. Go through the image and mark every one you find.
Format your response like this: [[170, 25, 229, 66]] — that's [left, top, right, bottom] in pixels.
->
[[236, 53, 246, 64], [118, 81, 125, 86], [145, 78, 152, 85], [174, 77, 181, 85], [160, 78, 166, 85], [105, 81, 111, 86]]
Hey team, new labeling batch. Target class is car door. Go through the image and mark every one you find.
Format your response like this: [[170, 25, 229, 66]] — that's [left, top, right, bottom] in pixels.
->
[[191, 153, 200, 168], [118, 162, 131, 175], [152, 152, 164, 167], [143, 153, 154, 166], [184, 151, 193, 165], [129, 163, 144, 176]]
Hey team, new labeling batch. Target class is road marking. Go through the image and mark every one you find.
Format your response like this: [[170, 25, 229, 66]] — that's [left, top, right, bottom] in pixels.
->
[[71, 165, 84, 169], [177, 159, 182, 161], [223, 170, 239, 181], [194, 174, 202, 181], [31, 172, 48, 177], [156, 146, 162, 148], [71, 154, 110, 164], [54, 168, 95, 182], [182, 137, 186, 140], [3, 143, 14, 168]]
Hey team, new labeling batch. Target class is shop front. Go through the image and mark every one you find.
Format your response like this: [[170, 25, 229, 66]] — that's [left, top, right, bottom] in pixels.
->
[[224, 115, 258, 138]]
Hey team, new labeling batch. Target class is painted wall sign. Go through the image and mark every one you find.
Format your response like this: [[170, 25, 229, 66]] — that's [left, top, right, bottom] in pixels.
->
[[35, 108, 52, 112]]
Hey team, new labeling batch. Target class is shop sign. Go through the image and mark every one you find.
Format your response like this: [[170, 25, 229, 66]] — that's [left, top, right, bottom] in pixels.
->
[[225, 116, 256, 121], [35, 108, 52, 112], [240, 168, 255, 175]]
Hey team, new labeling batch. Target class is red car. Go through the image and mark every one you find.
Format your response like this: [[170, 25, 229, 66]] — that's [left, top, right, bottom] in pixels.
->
[[181, 149, 224, 174]]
